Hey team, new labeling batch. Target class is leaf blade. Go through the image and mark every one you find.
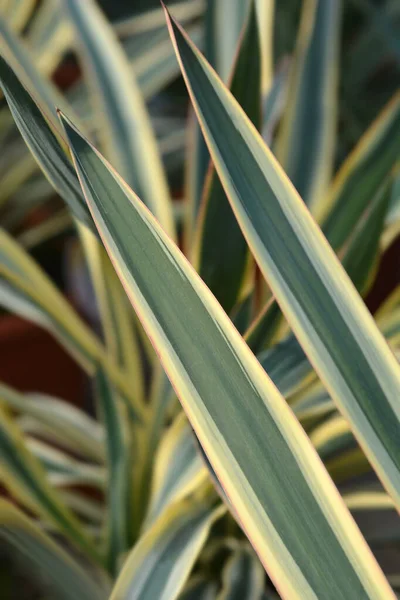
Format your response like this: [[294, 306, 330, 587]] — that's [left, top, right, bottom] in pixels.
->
[[110, 501, 224, 600], [0, 500, 107, 600], [64, 0, 175, 239], [165, 9, 400, 515], [61, 110, 393, 599], [276, 0, 340, 215]]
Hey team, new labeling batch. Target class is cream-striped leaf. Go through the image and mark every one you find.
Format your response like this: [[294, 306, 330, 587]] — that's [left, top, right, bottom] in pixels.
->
[[110, 501, 224, 600], [144, 412, 207, 528], [60, 110, 393, 599], [0, 500, 107, 600], [0, 382, 104, 462], [0, 403, 101, 564], [322, 92, 400, 249], [217, 547, 265, 600], [193, 1, 261, 314], [276, 0, 340, 216], [94, 367, 131, 573], [64, 0, 175, 239], [164, 10, 400, 514]]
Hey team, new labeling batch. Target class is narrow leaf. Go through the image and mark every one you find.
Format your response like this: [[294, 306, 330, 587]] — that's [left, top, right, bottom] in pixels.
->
[[340, 177, 392, 294], [0, 403, 101, 565], [180, 578, 218, 600], [64, 0, 175, 238], [193, 1, 262, 313], [0, 500, 107, 600], [218, 547, 265, 600], [144, 413, 207, 528], [0, 56, 91, 226], [110, 502, 224, 600], [61, 110, 394, 599], [94, 367, 131, 573], [165, 10, 400, 515], [276, 0, 340, 215], [322, 92, 400, 249], [0, 382, 104, 463]]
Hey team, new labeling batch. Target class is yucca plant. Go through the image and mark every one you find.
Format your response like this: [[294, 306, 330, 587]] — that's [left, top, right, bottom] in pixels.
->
[[0, 0, 399, 598]]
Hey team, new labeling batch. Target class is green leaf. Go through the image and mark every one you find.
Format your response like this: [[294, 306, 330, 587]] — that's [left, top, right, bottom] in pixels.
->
[[383, 171, 400, 249], [0, 56, 92, 226], [0, 382, 104, 463], [231, 293, 254, 335], [0, 227, 140, 413], [184, 0, 251, 245], [0, 403, 102, 565], [109, 501, 224, 600], [205, 0, 251, 83], [376, 286, 400, 346], [0, 11, 69, 123], [25, 438, 105, 489], [113, 0, 204, 37], [340, 177, 392, 294], [258, 334, 313, 398], [25, 0, 74, 76], [144, 413, 207, 528], [261, 56, 290, 145], [322, 92, 400, 250], [94, 367, 132, 573], [276, 0, 340, 216], [193, 1, 261, 313], [180, 578, 218, 600], [64, 0, 175, 239], [165, 10, 400, 517], [0, 500, 108, 600], [0, 228, 98, 372], [60, 110, 393, 599], [79, 228, 146, 413], [217, 547, 265, 600], [244, 299, 283, 354], [126, 23, 203, 100]]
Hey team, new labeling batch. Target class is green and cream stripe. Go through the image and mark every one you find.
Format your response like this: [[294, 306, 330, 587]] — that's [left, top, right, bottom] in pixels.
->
[[61, 108, 394, 598], [164, 10, 400, 519]]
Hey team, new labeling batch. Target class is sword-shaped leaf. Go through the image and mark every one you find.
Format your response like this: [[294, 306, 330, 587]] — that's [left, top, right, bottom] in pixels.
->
[[64, 0, 175, 239], [60, 110, 393, 599], [110, 501, 224, 600], [164, 9, 400, 516], [276, 0, 340, 216], [0, 500, 107, 600]]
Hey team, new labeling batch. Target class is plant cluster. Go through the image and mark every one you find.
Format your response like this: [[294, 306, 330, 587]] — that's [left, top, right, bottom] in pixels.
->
[[0, 1, 399, 599]]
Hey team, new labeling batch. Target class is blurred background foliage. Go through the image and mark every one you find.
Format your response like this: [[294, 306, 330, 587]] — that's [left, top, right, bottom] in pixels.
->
[[0, 0, 398, 267], [98, 0, 400, 163]]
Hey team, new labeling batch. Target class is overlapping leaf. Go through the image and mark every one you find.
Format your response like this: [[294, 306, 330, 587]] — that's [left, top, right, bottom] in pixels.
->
[[64, 0, 175, 238], [164, 9, 400, 516], [60, 110, 393, 599], [110, 501, 224, 600], [0, 500, 107, 600]]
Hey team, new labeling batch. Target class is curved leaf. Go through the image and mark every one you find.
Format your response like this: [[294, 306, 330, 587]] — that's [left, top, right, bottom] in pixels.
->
[[276, 0, 340, 215], [110, 501, 224, 600], [217, 547, 264, 600], [322, 92, 400, 249], [193, 1, 262, 313], [64, 0, 175, 239], [0, 500, 107, 600], [94, 367, 131, 573], [61, 110, 393, 599], [0, 403, 102, 565], [144, 412, 207, 528], [0, 382, 104, 462], [165, 10, 400, 515]]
